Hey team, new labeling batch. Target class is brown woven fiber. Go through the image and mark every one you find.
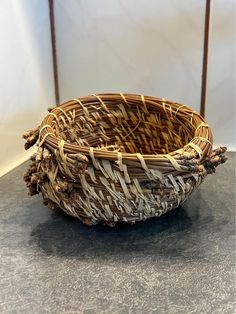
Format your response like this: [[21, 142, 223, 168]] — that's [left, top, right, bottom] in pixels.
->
[[23, 93, 227, 226]]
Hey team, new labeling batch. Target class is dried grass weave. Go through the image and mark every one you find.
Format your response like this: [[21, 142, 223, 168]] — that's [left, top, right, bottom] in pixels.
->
[[23, 93, 227, 226]]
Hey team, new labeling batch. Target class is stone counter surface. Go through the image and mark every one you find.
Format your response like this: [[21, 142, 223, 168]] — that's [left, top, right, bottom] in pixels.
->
[[0, 153, 235, 314]]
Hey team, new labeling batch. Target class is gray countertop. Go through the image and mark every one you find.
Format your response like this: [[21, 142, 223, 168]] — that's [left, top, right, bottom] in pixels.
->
[[0, 153, 235, 314]]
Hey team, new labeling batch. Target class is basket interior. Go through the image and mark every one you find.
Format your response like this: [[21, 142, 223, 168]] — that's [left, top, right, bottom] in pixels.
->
[[54, 99, 196, 155]]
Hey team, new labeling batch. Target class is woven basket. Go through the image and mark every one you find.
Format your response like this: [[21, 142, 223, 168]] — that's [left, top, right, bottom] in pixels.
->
[[23, 93, 227, 226]]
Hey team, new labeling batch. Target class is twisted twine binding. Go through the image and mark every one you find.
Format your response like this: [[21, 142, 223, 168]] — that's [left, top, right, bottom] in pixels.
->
[[23, 93, 227, 226]]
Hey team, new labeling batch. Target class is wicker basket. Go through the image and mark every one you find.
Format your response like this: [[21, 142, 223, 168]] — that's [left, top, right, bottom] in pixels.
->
[[23, 93, 227, 226]]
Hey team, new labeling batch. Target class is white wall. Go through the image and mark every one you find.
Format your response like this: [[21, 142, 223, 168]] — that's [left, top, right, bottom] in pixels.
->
[[54, 0, 205, 112], [0, 0, 234, 178], [206, 0, 236, 151], [0, 0, 55, 176]]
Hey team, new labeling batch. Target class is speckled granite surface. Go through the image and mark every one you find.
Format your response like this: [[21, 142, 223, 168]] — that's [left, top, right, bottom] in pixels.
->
[[0, 153, 235, 314]]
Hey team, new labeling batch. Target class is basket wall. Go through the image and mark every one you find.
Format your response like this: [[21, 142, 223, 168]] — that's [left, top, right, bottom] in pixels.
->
[[23, 93, 227, 226]]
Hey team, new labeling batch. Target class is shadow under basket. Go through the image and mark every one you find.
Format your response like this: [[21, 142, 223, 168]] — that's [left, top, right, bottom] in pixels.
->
[[23, 93, 227, 226]]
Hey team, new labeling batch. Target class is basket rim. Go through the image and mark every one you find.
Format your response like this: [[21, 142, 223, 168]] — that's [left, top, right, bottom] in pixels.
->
[[39, 93, 213, 163]]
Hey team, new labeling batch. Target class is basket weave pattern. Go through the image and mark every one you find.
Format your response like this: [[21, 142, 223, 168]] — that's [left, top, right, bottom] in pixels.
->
[[23, 93, 227, 226]]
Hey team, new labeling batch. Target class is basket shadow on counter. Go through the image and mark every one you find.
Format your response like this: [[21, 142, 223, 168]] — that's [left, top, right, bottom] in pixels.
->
[[28, 190, 213, 260]]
